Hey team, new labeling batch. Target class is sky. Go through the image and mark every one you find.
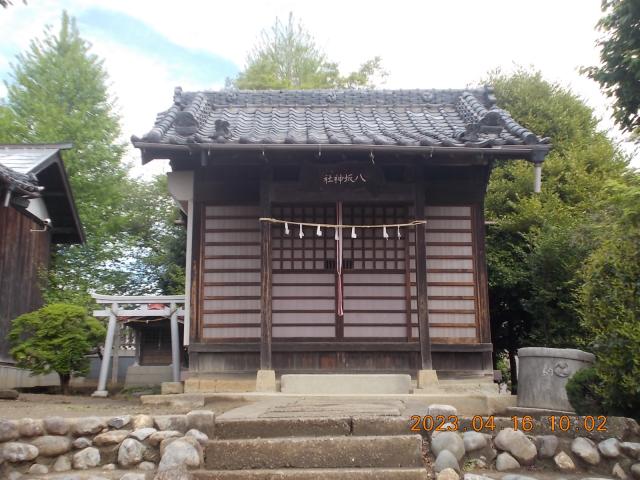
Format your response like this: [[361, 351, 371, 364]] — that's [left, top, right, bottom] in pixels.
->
[[0, 0, 638, 175]]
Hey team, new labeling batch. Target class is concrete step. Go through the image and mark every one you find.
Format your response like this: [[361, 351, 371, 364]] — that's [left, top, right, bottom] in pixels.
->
[[216, 417, 352, 439], [193, 468, 429, 479], [205, 435, 424, 470], [280, 374, 412, 394]]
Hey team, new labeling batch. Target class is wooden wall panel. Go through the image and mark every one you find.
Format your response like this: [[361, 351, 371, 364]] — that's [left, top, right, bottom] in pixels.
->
[[0, 207, 50, 363], [201, 205, 261, 340], [408, 204, 480, 343]]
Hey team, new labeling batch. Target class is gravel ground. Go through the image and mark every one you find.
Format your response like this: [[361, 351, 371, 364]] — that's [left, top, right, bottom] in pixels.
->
[[0, 392, 247, 419]]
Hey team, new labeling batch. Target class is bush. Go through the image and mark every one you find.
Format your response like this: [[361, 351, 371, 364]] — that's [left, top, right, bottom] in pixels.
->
[[9, 303, 106, 394], [566, 366, 606, 415], [578, 182, 640, 419]]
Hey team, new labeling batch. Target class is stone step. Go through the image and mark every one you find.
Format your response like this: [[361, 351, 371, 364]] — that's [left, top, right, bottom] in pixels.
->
[[216, 417, 352, 439], [193, 468, 429, 479], [205, 435, 424, 470], [280, 374, 412, 394]]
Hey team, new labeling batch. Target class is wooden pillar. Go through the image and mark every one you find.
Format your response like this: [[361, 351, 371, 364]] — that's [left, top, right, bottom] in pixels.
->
[[189, 202, 203, 342], [414, 182, 433, 370], [259, 168, 273, 370]]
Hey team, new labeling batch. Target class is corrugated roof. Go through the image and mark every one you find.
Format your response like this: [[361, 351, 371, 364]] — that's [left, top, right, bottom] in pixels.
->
[[132, 87, 550, 149]]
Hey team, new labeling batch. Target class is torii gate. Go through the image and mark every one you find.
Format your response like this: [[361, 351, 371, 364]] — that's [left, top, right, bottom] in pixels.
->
[[91, 294, 185, 397]]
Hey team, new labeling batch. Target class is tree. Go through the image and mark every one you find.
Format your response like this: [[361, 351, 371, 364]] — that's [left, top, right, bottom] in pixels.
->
[[3, 12, 183, 304], [9, 304, 105, 394], [484, 69, 631, 390], [578, 180, 640, 418], [230, 13, 386, 90], [584, 0, 640, 137]]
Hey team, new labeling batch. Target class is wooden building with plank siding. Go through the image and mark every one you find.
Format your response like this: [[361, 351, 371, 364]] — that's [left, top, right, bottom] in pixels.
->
[[0, 144, 84, 365], [132, 88, 549, 383]]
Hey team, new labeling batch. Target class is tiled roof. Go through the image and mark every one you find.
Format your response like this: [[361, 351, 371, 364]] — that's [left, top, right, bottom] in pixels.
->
[[0, 161, 41, 198], [133, 87, 549, 149]]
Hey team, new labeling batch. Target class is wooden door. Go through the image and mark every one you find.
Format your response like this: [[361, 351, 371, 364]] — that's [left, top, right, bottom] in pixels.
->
[[342, 205, 412, 340], [271, 205, 337, 339]]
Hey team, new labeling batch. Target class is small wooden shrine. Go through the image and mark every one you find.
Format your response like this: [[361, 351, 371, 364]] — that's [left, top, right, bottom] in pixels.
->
[[0, 144, 84, 365], [132, 88, 549, 385]]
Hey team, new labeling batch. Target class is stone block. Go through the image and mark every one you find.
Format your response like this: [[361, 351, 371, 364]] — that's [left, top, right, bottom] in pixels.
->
[[417, 369, 439, 389], [280, 374, 411, 394], [186, 410, 215, 438], [161, 382, 184, 395], [256, 370, 277, 392]]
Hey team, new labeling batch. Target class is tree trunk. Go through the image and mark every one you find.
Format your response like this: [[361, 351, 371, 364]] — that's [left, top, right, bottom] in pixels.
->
[[508, 349, 518, 394], [59, 373, 71, 395]]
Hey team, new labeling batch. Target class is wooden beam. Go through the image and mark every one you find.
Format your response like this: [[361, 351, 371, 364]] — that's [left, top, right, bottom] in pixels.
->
[[474, 201, 492, 344], [259, 167, 273, 369], [414, 177, 433, 369], [188, 341, 494, 353]]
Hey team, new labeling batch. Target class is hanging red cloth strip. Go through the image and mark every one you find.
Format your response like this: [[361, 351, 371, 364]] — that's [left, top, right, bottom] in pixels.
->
[[336, 201, 344, 316]]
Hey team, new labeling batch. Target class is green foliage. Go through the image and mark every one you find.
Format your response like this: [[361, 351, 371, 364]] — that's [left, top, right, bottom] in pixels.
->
[[485, 69, 632, 385], [565, 366, 606, 415], [230, 13, 386, 90], [583, 0, 640, 136], [2, 12, 184, 301], [578, 181, 640, 418], [9, 303, 105, 392]]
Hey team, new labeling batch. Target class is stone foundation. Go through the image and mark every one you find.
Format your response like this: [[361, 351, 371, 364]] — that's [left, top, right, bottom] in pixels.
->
[[428, 416, 640, 479], [0, 411, 213, 479]]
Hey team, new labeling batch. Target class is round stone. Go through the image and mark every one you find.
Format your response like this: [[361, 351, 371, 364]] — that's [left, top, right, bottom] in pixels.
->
[[2, 442, 39, 462], [52, 454, 72, 472], [93, 429, 130, 446], [462, 431, 487, 452], [185, 429, 209, 446], [43, 416, 70, 436], [554, 451, 576, 471], [158, 439, 201, 471], [72, 447, 101, 469], [599, 438, 621, 458], [30, 435, 72, 456], [630, 463, 640, 479], [72, 437, 92, 449], [612, 462, 627, 479], [138, 461, 156, 471], [132, 414, 154, 430], [28, 463, 48, 475], [572, 437, 601, 465], [0, 419, 19, 442], [72, 417, 106, 436], [494, 428, 537, 465], [496, 452, 520, 471], [434, 450, 460, 473], [148, 430, 182, 447], [18, 418, 44, 437], [436, 467, 460, 480], [622, 443, 640, 460], [107, 415, 131, 429], [431, 431, 465, 461], [118, 438, 146, 467]]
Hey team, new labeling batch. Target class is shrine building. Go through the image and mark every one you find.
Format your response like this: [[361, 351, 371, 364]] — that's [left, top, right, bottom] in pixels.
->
[[132, 87, 549, 390]]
